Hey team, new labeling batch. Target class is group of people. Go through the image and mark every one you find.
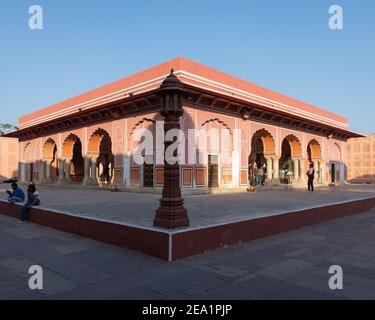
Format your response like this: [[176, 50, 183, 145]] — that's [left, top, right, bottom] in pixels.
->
[[6, 183, 41, 221], [250, 162, 316, 191], [253, 165, 267, 186]]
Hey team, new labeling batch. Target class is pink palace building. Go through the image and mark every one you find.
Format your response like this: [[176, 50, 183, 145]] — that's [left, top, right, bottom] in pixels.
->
[[2, 57, 363, 190]]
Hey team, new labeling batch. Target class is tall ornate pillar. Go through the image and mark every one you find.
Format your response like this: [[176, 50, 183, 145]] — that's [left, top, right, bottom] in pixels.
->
[[266, 157, 273, 182], [313, 160, 319, 183], [45, 160, 52, 183], [58, 158, 66, 184], [320, 159, 326, 185], [82, 156, 92, 186], [124, 152, 131, 187], [293, 158, 300, 182], [272, 156, 280, 183], [65, 160, 72, 184], [90, 156, 98, 186], [20, 161, 26, 182], [40, 160, 46, 183], [299, 158, 306, 184], [154, 70, 189, 229]]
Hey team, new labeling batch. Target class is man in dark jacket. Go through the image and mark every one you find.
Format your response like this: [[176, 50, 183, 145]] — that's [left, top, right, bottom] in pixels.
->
[[6, 183, 25, 203], [307, 163, 315, 192]]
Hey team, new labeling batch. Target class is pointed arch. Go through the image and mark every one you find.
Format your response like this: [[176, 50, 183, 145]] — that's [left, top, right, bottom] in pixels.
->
[[307, 139, 322, 162], [128, 118, 156, 148], [42, 138, 57, 159], [251, 129, 276, 156], [281, 134, 302, 158], [24, 142, 33, 162], [62, 134, 81, 158], [88, 128, 114, 183], [331, 142, 342, 161], [200, 118, 232, 135]]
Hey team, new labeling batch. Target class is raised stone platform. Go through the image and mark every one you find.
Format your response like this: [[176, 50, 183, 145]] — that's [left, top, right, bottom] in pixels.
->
[[0, 185, 374, 261]]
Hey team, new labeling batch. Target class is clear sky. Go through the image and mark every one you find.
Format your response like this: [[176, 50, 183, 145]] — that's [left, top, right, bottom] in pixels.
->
[[1, 0, 374, 134]]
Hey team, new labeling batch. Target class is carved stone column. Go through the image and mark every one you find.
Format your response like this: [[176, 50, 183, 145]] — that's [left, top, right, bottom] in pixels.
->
[[314, 160, 319, 183], [272, 156, 280, 183], [82, 156, 92, 186], [65, 160, 72, 184], [266, 157, 273, 182], [293, 158, 300, 182], [320, 159, 326, 185], [154, 70, 189, 229], [90, 156, 98, 186], [298, 158, 306, 184], [40, 160, 46, 183], [45, 160, 52, 183], [58, 158, 66, 184]]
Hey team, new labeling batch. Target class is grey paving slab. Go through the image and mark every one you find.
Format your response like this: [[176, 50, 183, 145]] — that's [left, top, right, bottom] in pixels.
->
[[144, 268, 227, 297], [109, 287, 166, 300], [66, 246, 164, 277], [257, 259, 315, 280], [1, 184, 374, 230], [0, 187, 374, 300]]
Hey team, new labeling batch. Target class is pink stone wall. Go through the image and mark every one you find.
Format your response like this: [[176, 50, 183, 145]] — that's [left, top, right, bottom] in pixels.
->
[[347, 134, 375, 184], [0, 137, 19, 180], [13, 106, 349, 187]]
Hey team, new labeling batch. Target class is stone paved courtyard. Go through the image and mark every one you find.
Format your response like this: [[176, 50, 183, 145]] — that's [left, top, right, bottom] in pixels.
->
[[1, 184, 374, 231], [0, 204, 374, 300]]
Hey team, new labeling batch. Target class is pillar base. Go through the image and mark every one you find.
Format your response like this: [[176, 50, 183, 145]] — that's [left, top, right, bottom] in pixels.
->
[[81, 178, 92, 187], [81, 179, 98, 187], [154, 198, 190, 229], [57, 178, 67, 185], [40, 178, 52, 184]]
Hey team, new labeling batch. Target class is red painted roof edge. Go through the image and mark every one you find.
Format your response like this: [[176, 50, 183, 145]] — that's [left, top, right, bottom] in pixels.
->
[[19, 56, 348, 125]]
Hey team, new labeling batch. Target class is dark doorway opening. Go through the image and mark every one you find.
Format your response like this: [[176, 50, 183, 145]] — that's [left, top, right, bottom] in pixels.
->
[[331, 163, 336, 184], [143, 162, 154, 187]]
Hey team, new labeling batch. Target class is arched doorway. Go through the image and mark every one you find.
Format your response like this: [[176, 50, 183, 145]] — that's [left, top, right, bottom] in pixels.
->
[[330, 143, 343, 185], [42, 138, 58, 183], [280, 135, 302, 184], [24, 143, 34, 182], [62, 134, 84, 183], [307, 139, 322, 183], [200, 118, 233, 188], [88, 129, 114, 185], [249, 129, 276, 184], [307, 139, 321, 162], [129, 119, 156, 187]]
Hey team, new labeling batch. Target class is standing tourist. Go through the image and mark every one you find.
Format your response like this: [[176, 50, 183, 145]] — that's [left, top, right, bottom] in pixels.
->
[[307, 163, 315, 192]]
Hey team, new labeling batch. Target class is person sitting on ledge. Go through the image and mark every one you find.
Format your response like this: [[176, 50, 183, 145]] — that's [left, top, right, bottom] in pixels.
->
[[20, 184, 41, 222], [6, 183, 25, 204]]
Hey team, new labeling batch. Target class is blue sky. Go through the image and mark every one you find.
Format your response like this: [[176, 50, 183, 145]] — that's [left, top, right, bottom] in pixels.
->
[[1, 0, 374, 134]]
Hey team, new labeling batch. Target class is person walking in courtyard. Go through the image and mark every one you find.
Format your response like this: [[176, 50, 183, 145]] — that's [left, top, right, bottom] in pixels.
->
[[20, 184, 41, 222], [6, 183, 25, 204], [307, 163, 315, 192]]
